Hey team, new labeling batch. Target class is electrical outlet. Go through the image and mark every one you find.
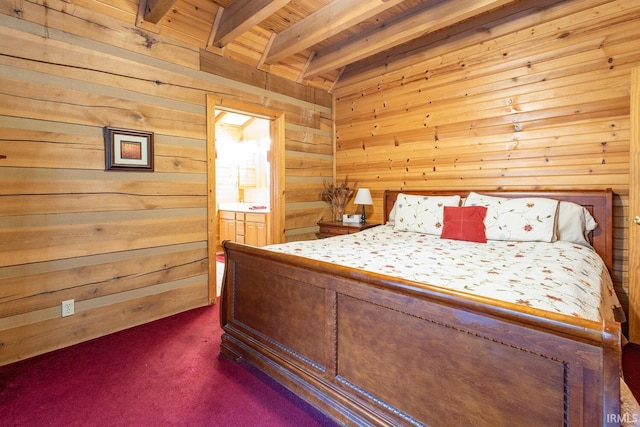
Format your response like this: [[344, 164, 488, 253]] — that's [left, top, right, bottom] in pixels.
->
[[61, 299, 74, 317]]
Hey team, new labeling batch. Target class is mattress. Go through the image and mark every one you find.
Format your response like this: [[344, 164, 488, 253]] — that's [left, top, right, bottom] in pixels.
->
[[265, 224, 621, 322]]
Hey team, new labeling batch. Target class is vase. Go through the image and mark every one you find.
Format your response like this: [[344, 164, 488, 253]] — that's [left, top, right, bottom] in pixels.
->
[[334, 205, 345, 222]]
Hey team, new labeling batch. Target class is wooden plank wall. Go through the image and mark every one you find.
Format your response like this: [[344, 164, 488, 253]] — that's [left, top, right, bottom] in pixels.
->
[[333, 0, 638, 321], [0, 0, 332, 366]]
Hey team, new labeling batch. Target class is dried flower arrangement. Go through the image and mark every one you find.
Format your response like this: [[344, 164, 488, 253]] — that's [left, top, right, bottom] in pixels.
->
[[321, 176, 356, 221]]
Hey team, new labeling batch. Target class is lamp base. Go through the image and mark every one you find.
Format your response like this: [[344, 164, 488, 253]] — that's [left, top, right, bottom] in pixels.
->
[[360, 205, 366, 223]]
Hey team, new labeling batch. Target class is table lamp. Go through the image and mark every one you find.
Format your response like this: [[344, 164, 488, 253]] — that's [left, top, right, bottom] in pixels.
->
[[354, 188, 373, 223]]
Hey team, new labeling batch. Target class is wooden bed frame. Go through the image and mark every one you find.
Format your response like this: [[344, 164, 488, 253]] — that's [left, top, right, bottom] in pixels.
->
[[219, 189, 620, 426]]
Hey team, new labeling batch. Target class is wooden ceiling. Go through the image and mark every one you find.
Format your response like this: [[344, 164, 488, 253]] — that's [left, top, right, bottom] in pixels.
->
[[135, 0, 522, 92]]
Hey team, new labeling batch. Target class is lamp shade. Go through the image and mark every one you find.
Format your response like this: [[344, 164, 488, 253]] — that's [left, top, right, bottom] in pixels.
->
[[354, 188, 373, 205]]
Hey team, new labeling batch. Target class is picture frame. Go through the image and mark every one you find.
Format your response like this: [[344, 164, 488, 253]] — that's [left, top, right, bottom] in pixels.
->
[[104, 127, 154, 171]]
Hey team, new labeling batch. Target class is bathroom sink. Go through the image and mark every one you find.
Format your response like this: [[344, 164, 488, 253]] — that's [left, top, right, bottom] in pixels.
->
[[218, 202, 270, 212]]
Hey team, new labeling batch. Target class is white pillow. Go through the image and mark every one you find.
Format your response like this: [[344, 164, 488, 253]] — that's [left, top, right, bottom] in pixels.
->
[[393, 194, 461, 235], [555, 201, 598, 246], [464, 192, 558, 242]]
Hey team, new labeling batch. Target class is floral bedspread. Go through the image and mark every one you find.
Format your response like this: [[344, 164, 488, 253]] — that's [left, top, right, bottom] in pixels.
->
[[264, 224, 620, 322]]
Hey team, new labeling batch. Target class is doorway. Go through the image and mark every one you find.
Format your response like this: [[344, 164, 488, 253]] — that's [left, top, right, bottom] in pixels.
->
[[205, 95, 285, 302], [214, 109, 271, 224]]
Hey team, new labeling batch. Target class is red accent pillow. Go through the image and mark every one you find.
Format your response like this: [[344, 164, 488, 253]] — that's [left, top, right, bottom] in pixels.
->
[[440, 206, 488, 243]]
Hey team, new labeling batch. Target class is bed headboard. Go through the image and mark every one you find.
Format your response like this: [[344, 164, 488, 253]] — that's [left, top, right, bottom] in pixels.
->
[[383, 189, 614, 273]]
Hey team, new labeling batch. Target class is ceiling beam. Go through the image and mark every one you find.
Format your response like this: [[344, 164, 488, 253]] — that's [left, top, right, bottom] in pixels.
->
[[215, 111, 229, 124], [303, 0, 517, 79], [213, 0, 291, 48], [264, 0, 404, 65], [335, 0, 543, 92], [205, 6, 226, 55], [140, 0, 178, 25]]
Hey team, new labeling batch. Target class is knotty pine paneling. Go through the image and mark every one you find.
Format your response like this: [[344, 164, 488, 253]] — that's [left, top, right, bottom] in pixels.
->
[[0, 1, 331, 366], [334, 0, 638, 321], [286, 127, 333, 155], [1, 0, 201, 70]]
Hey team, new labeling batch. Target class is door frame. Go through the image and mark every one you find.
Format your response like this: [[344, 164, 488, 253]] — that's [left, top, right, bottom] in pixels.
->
[[206, 94, 286, 303], [629, 67, 640, 342]]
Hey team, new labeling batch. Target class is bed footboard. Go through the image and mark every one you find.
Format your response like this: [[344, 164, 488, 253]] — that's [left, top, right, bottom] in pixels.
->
[[220, 241, 621, 426]]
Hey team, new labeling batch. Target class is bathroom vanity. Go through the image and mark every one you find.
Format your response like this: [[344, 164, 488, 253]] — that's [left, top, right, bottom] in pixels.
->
[[218, 203, 270, 247]]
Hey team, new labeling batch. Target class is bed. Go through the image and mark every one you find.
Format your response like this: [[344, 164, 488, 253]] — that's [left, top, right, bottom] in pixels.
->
[[219, 189, 625, 426]]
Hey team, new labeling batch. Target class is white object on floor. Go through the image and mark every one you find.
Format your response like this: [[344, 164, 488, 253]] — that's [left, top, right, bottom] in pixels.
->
[[216, 261, 224, 296]]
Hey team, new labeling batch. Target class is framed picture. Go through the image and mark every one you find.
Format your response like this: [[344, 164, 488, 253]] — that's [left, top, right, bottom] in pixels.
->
[[104, 127, 154, 171]]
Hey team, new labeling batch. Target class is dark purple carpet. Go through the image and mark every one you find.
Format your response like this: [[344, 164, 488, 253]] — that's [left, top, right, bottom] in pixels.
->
[[0, 303, 337, 427], [623, 342, 640, 403]]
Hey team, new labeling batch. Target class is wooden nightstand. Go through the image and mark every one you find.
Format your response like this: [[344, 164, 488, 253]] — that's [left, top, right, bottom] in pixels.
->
[[316, 220, 380, 238]]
